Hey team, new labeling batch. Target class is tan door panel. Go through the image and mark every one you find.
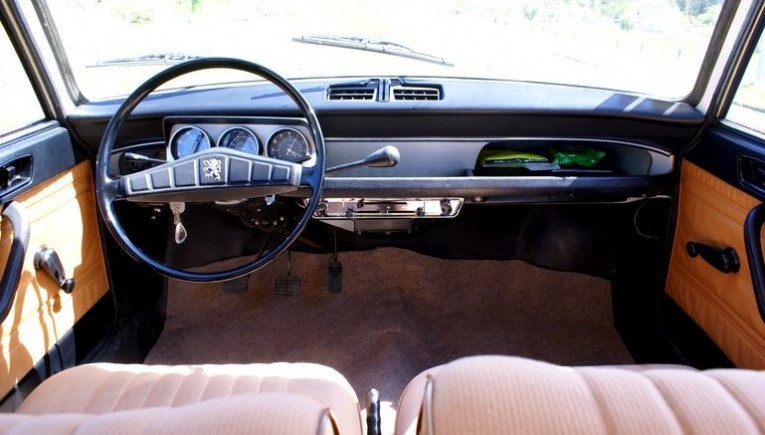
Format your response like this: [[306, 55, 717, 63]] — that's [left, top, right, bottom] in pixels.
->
[[0, 161, 109, 396], [666, 161, 765, 368]]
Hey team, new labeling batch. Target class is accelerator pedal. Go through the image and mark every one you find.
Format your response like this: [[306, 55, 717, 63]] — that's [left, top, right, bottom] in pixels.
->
[[328, 229, 343, 294]]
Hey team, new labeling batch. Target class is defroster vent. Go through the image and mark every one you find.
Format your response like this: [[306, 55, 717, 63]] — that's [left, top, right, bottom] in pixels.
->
[[391, 85, 442, 101], [326, 82, 377, 101]]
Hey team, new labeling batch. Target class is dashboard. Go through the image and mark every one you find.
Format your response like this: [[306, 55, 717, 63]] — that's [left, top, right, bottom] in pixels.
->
[[110, 115, 679, 234], [94, 77, 698, 236], [68, 75, 707, 296]]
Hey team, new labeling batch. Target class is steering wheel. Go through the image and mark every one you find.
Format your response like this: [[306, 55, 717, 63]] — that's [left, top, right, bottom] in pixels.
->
[[95, 58, 325, 282]]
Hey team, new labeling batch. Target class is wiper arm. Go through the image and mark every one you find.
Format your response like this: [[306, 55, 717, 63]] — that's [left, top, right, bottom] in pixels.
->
[[293, 35, 453, 67], [89, 52, 204, 68]]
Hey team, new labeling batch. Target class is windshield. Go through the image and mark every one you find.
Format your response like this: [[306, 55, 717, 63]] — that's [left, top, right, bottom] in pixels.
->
[[43, 0, 726, 100]]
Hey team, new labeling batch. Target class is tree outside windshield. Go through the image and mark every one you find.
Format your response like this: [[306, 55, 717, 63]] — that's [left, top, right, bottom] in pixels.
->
[[38, 0, 725, 100]]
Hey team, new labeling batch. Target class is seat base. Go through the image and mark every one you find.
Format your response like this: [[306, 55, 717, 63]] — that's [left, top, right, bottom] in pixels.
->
[[397, 356, 765, 435], [18, 362, 362, 435], [5, 393, 336, 435]]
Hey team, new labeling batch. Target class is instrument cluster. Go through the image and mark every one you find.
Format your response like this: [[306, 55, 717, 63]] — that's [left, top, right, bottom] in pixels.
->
[[166, 119, 315, 166]]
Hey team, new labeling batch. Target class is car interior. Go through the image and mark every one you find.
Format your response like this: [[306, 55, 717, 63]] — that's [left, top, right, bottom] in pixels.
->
[[3, 0, 765, 434]]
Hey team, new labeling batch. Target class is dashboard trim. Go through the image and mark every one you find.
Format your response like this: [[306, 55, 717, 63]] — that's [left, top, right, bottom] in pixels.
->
[[324, 136, 672, 156], [311, 175, 672, 203]]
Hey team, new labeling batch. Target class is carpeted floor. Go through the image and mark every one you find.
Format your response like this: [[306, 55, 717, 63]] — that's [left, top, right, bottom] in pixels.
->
[[145, 247, 633, 407]]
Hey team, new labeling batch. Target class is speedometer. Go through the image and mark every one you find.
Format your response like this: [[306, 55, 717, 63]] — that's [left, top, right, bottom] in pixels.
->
[[267, 128, 310, 163], [170, 126, 211, 159], [219, 127, 260, 154]]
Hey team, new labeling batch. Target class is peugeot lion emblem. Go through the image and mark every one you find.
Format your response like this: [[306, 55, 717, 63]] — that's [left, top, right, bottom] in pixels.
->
[[202, 158, 222, 181]]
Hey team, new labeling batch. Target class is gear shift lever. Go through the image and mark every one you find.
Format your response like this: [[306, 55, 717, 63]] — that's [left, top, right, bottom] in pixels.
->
[[326, 146, 400, 174]]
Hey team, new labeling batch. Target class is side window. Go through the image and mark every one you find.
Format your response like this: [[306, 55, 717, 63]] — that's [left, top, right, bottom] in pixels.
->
[[0, 27, 45, 136], [728, 32, 765, 133]]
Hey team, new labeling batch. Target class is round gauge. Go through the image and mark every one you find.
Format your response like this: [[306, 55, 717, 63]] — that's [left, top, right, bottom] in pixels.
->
[[267, 128, 310, 163], [170, 126, 211, 159], [219, 127, 260, 155]]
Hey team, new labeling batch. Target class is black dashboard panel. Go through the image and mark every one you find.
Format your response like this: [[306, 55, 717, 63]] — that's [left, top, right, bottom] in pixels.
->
[[70, 78, 703, 123], [72, 77, 700, 204], [69, 77, 702, 150]]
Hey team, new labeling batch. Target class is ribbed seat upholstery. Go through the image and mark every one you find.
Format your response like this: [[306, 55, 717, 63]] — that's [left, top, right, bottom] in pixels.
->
[[14, 362, 363, 435], [2, 394, 337, 435], [396, 356, 765, 435]]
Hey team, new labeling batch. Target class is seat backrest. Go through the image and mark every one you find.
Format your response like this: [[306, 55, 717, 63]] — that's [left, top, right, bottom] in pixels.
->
[[1, 393, 338, 435], [399, 355, 765, 435]]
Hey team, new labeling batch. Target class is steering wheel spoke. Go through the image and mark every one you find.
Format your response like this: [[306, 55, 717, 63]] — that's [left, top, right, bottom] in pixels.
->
[[300, 166, 322, 189], [122, 148, 302, 203], [100, 176, 127, 201]]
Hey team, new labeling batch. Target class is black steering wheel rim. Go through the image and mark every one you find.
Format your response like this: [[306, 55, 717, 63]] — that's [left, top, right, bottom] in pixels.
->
[[95, 58, 325, 282]]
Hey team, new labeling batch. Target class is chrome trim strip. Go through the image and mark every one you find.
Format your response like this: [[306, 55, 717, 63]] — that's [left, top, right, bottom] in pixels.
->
[[315, 198, 464, 219]]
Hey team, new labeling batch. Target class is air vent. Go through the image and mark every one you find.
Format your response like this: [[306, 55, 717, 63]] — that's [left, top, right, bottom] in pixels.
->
[[391, 86, 441, 101], [327, 83, 377, 101]]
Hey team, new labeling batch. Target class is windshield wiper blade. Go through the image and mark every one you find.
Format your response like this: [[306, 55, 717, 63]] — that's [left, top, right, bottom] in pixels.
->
[[89, 52, 204, 68], [293, 35, 453, 67]]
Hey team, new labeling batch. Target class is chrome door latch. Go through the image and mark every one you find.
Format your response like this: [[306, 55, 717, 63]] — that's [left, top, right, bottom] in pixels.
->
[[33, 246, 75, 293]]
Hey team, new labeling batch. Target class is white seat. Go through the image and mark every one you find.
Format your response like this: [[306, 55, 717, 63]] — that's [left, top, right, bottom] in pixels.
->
[[13, 362, 363, 435], [2, 393, 337, 435], [396, 355, 765, 435]]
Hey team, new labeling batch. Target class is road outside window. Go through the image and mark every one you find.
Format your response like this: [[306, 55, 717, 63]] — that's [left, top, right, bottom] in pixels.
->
[[46, 0, 725, 101], [729, 33, 765, 134], [0, 29, 45, 135]]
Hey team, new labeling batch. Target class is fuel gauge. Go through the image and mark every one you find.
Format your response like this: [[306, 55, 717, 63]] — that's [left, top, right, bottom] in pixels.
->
[[169, 126, 211, 159]]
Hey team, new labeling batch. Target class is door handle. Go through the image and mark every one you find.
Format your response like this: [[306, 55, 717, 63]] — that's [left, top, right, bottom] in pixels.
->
[[0, 202, 30, 323], [34, 246, 75, 293], [744, 203, 765, 323], [686, 241, 740, 274]]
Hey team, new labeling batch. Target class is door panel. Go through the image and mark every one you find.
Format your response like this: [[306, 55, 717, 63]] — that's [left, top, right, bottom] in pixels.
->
[[666, 160, 765, 368], [0, 161, 108, 397]]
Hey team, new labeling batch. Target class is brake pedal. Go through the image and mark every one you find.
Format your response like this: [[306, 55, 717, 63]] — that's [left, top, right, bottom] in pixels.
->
[[275, 250, 301, 296], [223, 274, 249, 294]]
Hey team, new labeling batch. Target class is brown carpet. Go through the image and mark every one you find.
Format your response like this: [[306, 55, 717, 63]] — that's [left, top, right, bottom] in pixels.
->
[[145, 247, 632, 405]]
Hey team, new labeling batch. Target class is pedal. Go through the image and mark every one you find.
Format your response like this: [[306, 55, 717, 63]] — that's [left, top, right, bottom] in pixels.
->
[[327, 229, 343, 294], [223, 274, 249, 294], [275, 274, 301, 296], [275, 250, 301, 297], [328, 260, 343, 294]]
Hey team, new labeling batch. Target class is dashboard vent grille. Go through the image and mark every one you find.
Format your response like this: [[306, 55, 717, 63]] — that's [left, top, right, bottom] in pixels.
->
[[327, 84, 376, 101], [391, 86, 441, 101]]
